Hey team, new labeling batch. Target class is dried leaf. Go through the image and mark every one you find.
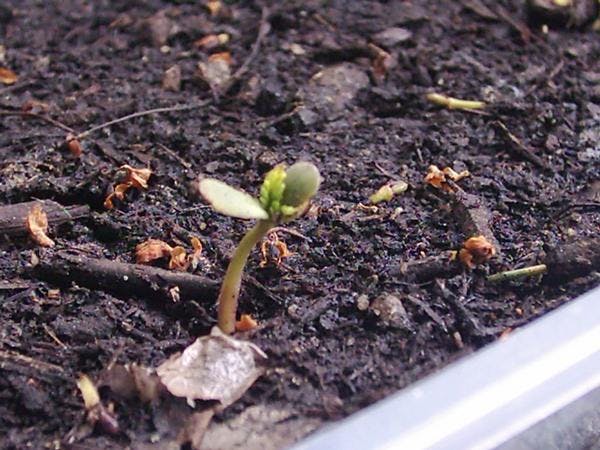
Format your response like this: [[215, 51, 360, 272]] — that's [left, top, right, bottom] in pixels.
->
[[235, 314, 258, 332], [157, 326, 267, 409], [424, 165, 448, 190], [120, 165, 152, 189], [459, 235, 496, 268], [104, 183, 132, 209], [443, 167, 470, 182], [369, 44, 396, 84], [198, 178, 269, 220], [104, 166, 152, 209], [136, 239, 174, 264], [259, 232, 292, 268], [25, 204, 55, 247], [99, 364, 161, 403], [424, 165, 469, 192], [197, 53, 232, 92], [168, 246, 189, 271], [0, 67, 18, 85], [188, 237, 204, 270]]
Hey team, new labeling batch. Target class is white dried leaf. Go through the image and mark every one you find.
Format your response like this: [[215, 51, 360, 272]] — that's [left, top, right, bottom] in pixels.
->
[[198, 178, 269, 220], [157, 327, 267, 409]]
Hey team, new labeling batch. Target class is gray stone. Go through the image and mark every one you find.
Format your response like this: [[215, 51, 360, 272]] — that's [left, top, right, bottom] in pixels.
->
[[370, 294, 411, 329], [301, 63, 369, 121], [372, 27, 413, 47]]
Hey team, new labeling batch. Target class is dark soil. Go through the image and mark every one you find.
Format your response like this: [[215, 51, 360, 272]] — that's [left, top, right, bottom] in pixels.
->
[[1, 0, 599, 448]]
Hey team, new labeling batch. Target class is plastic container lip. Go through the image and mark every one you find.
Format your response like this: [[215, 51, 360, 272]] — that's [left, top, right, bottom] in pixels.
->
[[292, 285, 600, 450]]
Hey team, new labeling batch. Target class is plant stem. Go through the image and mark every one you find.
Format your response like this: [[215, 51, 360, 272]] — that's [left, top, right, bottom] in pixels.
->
[[487, 264, 548, 283], [217, 219, 274, 334], [426, 93, 486, 111]]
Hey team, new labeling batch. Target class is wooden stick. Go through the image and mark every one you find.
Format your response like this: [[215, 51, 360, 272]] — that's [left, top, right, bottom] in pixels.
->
[[33, 250, 218, 304], [0, 200, 90, 236]]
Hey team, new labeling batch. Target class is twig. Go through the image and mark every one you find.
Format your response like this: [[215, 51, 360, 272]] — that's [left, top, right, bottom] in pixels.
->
[[487, 264, 547, 282], [0, 349, 65, 373], [75, 101, 210, 141], [0, 200, 90, 237], [220, 5, 271, 97], [525, 59, 565, 96], [269, 226, 309, 240], [156, 142, 192, 169], [0, 81, 35, 96], [0, 110, 75, 134], [33, 250, 219, 305], [42, 323, 68, 350], [494, 120, 548, 169]]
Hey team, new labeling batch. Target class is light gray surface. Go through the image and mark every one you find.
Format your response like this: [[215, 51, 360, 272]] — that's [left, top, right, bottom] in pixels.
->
[[292, 285, 600, 450]]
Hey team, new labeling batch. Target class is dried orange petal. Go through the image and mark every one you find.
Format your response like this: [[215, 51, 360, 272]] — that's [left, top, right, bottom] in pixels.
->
[[443, 167, 470, 182], [168, 246, 189, 271], [459, 235, 496, 268], [235, 314, 258, 332], [120, 165, 152, 190], [135, 239, 174, 264], [424, 165, 446, 189], [0, 67, 18, 85], [25, 204, 55, 247], [104, 183, 133, 209]]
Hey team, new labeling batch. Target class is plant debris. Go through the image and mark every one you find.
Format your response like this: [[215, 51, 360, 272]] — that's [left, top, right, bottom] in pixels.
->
[[369, 180, 408, 204], [259, 232, 292, 268], [0, 67, 17, 84], [426, 92, 486, 111], [157, 327, 267, 408], [235, 314, 259, 332], [424, 165, 470, 192], [104, 165, 152, 209], [25, 204, 55, 247], [458, 235, 497, 268]]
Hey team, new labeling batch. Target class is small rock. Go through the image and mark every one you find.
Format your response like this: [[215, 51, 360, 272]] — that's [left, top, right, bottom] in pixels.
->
[[370, 294, 411, 329], [302, 63, 370, 121], [197, 53, 231, 92], [372, 27, 412, 47], [162, 65, 181, 92], [356, 294, 369, 311], [140, 11, 174, 47], [255, 79, 288, 116], [280, 63, 368, 134]]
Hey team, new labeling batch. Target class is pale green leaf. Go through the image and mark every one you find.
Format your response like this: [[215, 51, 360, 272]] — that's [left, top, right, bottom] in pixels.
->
[[199, 178, 268, 220]]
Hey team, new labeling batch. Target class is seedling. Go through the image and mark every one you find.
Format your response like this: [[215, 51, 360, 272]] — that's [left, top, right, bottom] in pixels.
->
[[199, 161, 321, 334]]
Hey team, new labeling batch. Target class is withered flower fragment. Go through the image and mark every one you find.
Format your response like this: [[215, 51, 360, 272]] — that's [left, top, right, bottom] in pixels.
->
[[235, 314, 258, 332], [168, 246, 189, 271], [120, 165, 152, 190], [135, 239, 174, 264], [424, 165, 470, 192], [104, 165, 152, 209], [459, 235, 496, 268], [259, 232, 292, 268], [0, 67, 18, 85], [25, 204, 55, 247]]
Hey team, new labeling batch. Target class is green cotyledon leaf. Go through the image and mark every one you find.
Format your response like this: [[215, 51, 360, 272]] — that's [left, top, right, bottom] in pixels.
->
[[199, 178, 269, 220]]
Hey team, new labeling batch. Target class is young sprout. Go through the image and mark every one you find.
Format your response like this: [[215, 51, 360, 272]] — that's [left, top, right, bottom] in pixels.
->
[[199, 161, 321, 334]]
